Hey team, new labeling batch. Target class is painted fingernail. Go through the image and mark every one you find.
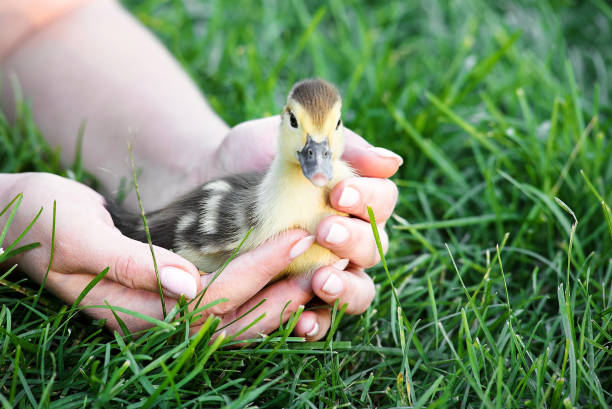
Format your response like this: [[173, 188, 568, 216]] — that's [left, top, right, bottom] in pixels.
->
[[160, 266, 197, 299], [322, 272, 343, 296], [369, 147, 403, 165], [290, 235, 315, 259], [325, 223, 349, 245], [338, 186, 360, 207], [306, 321, 320, 337], [332, 258, 350, 271]]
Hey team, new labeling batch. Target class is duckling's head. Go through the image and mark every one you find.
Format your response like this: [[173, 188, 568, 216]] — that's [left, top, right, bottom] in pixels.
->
[[279, 79, 344, 187]]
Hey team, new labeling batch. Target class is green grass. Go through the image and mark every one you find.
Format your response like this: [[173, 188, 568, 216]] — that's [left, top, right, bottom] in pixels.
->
[[1, 0, 611, 407]]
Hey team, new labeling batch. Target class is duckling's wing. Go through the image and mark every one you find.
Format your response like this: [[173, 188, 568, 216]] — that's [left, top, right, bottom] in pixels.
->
[[173, 173, 262, 254], [107, 172, 264, 270]]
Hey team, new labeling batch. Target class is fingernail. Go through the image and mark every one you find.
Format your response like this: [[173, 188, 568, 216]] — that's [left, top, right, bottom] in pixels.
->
[[338, 186, 360, 207], [322, 272, 343, 296], [369, 147, 403, 165], [305, 321, 320, 337], [160, 266, 197, 299], [325, 223, 349, 245], [290, 235, 315, 259], [332, 258, 350, 271]]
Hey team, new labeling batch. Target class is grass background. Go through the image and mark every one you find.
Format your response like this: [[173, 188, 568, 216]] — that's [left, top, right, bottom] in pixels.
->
[[1, 0, 611, 407]]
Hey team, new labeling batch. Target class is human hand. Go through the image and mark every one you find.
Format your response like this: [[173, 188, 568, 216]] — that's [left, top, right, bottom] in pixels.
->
[[0, 173, 320, 338], [213, 117, 401, 340]]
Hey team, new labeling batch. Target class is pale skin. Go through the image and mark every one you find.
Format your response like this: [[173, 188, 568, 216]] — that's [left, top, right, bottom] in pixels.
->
[[0, 0, 401, 340]]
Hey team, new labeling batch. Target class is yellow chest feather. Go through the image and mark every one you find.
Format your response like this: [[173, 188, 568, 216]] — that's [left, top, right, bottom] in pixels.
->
[[245, 159, 353, 277]]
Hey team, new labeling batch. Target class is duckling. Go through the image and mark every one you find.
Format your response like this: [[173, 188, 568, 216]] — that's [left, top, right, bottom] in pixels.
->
[[108, 78, 354, 279]]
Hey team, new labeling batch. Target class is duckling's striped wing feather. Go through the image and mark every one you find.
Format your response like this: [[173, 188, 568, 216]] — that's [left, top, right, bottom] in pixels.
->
[[174, 173, 262, 251], [106, 172, 264, 271]]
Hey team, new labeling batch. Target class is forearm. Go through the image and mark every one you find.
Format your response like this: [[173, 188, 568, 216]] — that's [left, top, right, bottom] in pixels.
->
[[0, 0, 228, 210]]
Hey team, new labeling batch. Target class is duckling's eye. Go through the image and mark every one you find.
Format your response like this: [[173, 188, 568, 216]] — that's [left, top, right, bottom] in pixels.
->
[[336, 119, 342, 130], [289, 112, 298, 128]]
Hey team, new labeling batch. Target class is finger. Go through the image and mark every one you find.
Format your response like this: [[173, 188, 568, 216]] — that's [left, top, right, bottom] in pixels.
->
[[56, 220, 203, 299], [211, 274, 314, 340], [316, 216, 388, 268], [294, 308, 331, 341], [311, 266, 375, 315], [330, 177, 398, 223], [343, 128, 402, 178], [198, 230, 313, 316]]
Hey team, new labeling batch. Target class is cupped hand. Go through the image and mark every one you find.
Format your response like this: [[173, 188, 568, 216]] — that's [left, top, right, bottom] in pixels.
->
[[2, 120, 400, 341], [215, 117, 402, 341]]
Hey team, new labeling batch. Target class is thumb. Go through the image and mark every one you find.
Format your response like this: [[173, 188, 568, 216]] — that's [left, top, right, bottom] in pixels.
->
[[69, 225, 202, 299]]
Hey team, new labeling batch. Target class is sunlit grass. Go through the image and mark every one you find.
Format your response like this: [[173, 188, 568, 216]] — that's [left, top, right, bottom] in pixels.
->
[[1, 0, 610, 407]]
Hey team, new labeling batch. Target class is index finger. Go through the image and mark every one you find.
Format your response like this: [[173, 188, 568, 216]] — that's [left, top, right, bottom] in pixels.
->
[[329, 177, 398, 223], [343, 128, 403, 178]]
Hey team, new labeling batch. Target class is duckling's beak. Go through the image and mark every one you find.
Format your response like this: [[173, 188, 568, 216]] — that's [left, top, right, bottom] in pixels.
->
[[297, 135, 333, 187]]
